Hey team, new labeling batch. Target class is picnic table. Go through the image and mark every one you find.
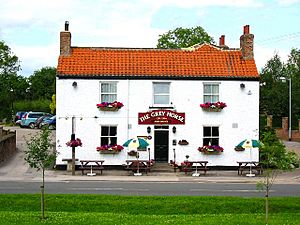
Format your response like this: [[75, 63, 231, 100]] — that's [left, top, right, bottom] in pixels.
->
[[237, 161, 263, 176], [79, 160, 105, 175], [182, 161, 209, 175], [125, 160, 151, 174]]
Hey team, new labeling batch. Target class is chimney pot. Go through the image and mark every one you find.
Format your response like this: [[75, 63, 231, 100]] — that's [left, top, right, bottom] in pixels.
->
[[243, 25, 250, 35], [65, 21, 69, 31]]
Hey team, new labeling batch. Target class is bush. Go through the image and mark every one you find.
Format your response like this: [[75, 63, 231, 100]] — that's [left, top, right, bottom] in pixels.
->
[[14, 99, 51, 113], [260, 126, 300, 169]]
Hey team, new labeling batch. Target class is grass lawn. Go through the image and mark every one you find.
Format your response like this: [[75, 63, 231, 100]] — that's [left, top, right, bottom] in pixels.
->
[[0, 194, 299, 224]]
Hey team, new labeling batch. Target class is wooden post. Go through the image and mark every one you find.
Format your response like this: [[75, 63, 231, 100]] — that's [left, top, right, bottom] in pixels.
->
[[173, 148, 176, 172], [71, 117, 76, 175]]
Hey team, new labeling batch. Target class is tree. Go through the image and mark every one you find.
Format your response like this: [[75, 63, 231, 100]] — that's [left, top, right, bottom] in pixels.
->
[[28, 67, 56, 100], [24, 128, 57, 220], [0, 40, 20, 120], [257, 127, 299, 224], [286, 48, 300, 120], [259, 54, 288, 116], [0, 40, 20, 74], [260, 49, 300, 128], [157, 26, 214, 49]]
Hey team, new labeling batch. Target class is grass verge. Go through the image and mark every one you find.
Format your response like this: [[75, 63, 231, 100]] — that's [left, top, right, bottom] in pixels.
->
[[0, 194, 299, 224]]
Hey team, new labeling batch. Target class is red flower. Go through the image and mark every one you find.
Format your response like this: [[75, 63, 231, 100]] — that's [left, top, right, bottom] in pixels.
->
[[96, 101, 124, 109], [198, 145, 224, 153], [200, 102, 227, 109], [96, 144, 124, 152]]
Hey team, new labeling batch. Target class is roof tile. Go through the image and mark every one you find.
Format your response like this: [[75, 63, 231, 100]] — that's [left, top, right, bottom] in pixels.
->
[[57, 44, 259, 78]]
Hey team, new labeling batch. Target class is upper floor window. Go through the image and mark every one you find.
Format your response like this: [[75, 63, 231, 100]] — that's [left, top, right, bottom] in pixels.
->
[[100, 82, 117, 102], [203, 126, 219, 146], [153, 82, 170, 105], [100, 125, 117, 146], [203, 83, 219, 103]]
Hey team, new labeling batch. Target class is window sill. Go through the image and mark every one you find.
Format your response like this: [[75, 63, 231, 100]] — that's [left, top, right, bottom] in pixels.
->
[[149, 105, 174, 109]]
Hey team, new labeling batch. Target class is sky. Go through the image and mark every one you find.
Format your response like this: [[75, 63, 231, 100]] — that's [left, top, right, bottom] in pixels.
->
[[0, 0, 299, 77]]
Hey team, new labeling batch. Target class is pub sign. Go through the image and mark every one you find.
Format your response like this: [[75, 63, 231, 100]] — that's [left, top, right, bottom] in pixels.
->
[[138, 110, 185, 125]]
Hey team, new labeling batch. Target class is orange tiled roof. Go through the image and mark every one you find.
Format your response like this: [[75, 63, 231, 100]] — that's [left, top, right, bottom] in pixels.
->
[[57, 44, 259, 79]]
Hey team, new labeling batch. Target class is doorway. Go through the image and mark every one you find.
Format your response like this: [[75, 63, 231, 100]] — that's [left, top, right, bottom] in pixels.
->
[[154, 130, 169, 162]]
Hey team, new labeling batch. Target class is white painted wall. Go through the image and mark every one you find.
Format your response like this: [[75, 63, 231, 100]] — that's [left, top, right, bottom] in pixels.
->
[[56, 78, 259, 167]]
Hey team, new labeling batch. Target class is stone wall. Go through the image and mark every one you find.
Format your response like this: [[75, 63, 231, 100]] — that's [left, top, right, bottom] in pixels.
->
[[0, 126, 16, 164]]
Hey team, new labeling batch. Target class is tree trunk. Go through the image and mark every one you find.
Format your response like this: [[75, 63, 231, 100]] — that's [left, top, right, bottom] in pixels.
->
[[265, 175, 269, 224], [41, 168, 45, 220]]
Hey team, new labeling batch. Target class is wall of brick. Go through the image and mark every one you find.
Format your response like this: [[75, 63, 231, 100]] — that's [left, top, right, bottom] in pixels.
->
[[267, 117, 300, 141]]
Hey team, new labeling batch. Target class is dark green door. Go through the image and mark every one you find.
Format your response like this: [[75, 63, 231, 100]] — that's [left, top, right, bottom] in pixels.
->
[[154, 130, 169, 162]]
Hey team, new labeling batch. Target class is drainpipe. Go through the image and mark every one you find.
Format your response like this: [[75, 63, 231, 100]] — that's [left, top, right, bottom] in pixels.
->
[[127, 79, 130, 140]]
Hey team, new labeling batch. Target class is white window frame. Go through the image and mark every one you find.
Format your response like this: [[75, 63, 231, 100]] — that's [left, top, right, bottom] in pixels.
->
[[203, 82, 220, 103], [203, 126, 219, 146], [153, 82, 171, 106], [100, 125, 118, 146], [100, 81, 118, 103]]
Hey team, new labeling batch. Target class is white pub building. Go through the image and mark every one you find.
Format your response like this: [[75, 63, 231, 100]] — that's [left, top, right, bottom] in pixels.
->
[[56, 22, 259, 168]]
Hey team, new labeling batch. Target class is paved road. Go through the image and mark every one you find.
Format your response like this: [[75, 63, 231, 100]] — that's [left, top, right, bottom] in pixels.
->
[[0, 181, 300, 196]]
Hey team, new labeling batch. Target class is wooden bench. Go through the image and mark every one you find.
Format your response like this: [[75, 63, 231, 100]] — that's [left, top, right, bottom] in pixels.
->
[[62, 158, 78, 172], [79, 160, 105, 175], [237, 161, 263, 176]]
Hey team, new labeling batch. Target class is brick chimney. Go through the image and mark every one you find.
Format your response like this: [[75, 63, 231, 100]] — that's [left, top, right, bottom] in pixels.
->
[[60, 21, 71, 56], [219, 35, 228, 49], [219, 35, 225, 46], [240, 25, 254, 60]]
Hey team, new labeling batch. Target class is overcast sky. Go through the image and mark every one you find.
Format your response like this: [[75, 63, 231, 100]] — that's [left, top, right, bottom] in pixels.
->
[[0, 0, 299, 77]]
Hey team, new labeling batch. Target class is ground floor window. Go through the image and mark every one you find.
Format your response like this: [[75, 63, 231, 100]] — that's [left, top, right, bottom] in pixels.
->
[[203, 126, 219, 145], [101, 125, 117, 145]]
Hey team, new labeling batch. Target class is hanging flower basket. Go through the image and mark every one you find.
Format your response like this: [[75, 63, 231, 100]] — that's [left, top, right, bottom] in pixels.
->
[[178, 140, 189, 145], [200, 102, 227, 112], [66, 138, 82, 147], [234, 146, 245, 151], [96, 101, 124, 111], [127, 150, 138, 156], [198, 145, 224, 154], [96, 144, 124, 154]]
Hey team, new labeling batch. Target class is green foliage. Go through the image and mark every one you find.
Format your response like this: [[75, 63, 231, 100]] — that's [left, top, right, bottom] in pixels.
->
[[258, 127, 300, 224], [27, 67, 56, 100], [260, 48, 300, 123], [259, 54, 287, 116], [260, 127, 300, 170], [24, 128, 57, 220], [0, 41, 56, 120], [0, 195, 300, 224], [0, 40, 21, 120], [157, 26, 214, 49], [49, 94, 56, 114], [14, 99, 51, 113], [24, 128, 56, 170], [0, 40, 20, 74]]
